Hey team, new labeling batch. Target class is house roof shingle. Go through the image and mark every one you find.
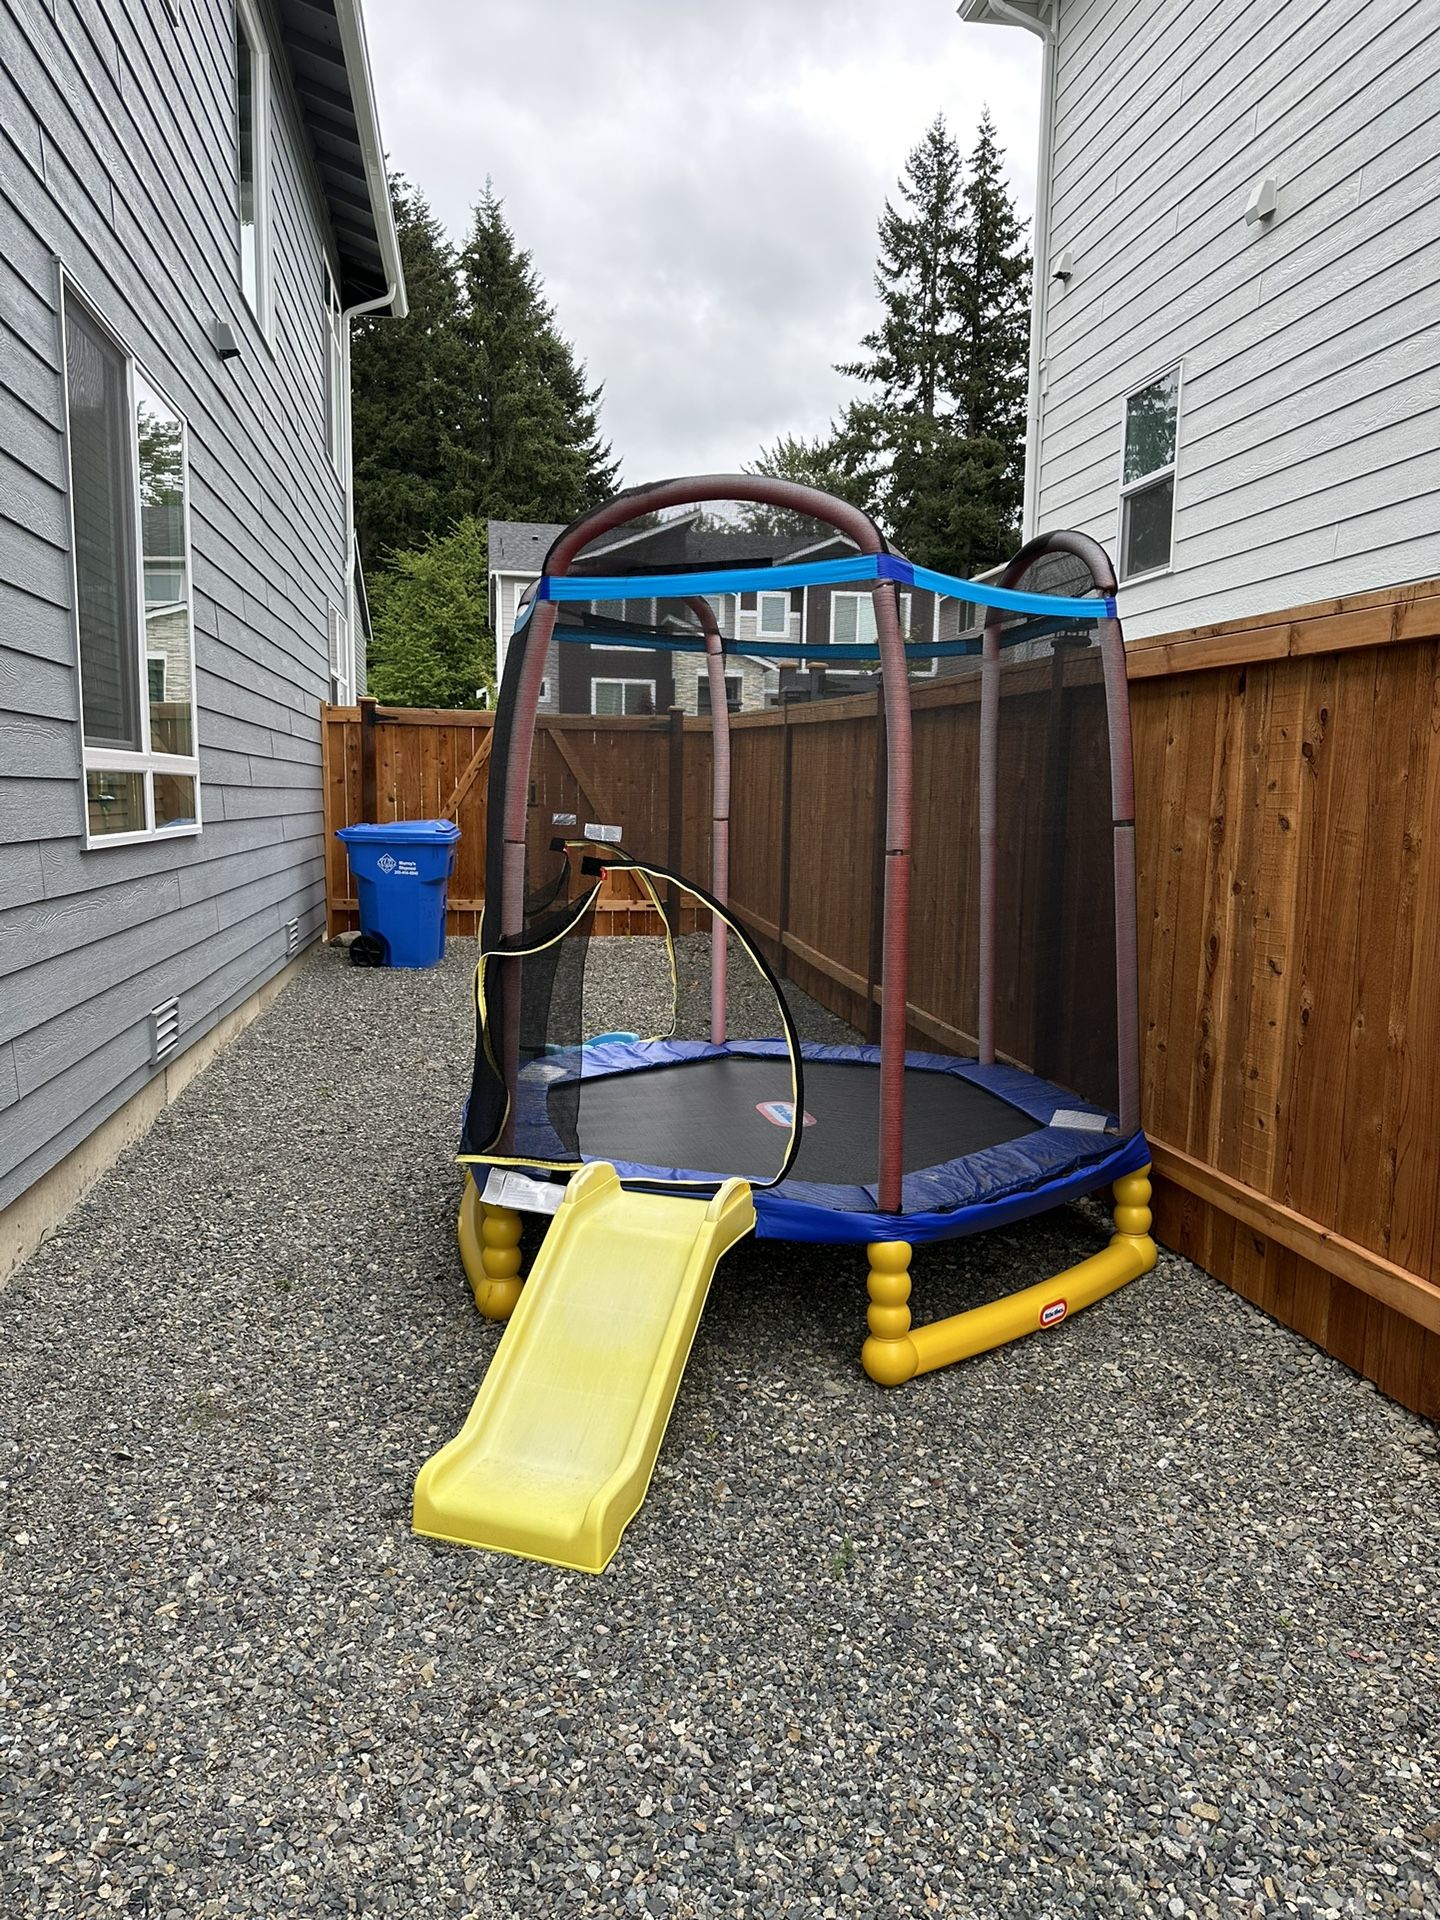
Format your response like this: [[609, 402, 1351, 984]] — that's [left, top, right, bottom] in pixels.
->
[[488, 521, 563, 573]]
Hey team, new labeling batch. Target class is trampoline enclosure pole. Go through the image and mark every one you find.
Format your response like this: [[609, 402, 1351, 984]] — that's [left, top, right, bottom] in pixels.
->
[[496, 598, 557, 1146], [1099, 612, 1142, 1136], [978, 613, 1001, 1067], [694, 603, 731, 1045], [873, 580, 913, 1215]]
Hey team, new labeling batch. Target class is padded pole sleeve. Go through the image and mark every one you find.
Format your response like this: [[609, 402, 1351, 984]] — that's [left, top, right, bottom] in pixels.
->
[[874, 582, 913, 1216]]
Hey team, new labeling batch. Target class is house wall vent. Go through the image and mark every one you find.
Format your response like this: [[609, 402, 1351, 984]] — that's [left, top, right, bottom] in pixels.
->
[[149, 997, 181, 1066], [286, 917, 301, 958]]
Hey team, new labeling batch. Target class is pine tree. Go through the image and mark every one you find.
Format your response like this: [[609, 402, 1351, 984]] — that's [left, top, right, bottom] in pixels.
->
[[839, 116, 964, 422], [737, 431, 873, 535], [460, 185, 617, 523], [949, 110, 1031, 525], [351, 175, 619, 595], [350, 175, 475, 567], [810, 111, 1034, 573]]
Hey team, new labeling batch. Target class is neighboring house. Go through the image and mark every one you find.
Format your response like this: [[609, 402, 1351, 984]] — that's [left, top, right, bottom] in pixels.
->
[[960, 0, 1440, 639], [488, 513, 955, 715], [0, 0, 404, 1229]]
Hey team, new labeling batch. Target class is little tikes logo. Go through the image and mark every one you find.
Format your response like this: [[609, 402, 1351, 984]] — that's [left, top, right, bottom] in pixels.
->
[[377, 852, 397, 874], [756, 1101, 816, 1129], [1039, 1297, 1068, 1329]]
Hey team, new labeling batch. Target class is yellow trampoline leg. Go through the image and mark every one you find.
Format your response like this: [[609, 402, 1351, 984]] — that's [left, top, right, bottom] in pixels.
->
[[861, 1241, 920, 1385], [457, 1173, 525, 1321], [861, 1164, 1157, 1384]]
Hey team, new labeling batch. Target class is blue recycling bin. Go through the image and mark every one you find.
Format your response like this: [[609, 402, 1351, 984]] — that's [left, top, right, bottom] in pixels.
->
[[336, 819, 462, 969]]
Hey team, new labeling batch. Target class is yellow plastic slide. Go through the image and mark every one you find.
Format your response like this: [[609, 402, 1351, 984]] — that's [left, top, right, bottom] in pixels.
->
[[413, 1162, 754, 1573]]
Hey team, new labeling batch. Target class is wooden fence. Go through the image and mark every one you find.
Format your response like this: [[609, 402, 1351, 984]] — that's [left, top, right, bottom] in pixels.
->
[[322, 577, 1440, 1417], [321, 699, 704, 939]]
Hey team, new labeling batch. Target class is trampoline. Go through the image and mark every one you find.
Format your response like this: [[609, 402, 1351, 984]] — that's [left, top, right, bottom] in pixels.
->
[[459, 474, 1156, 1382], [510, 1036, 1148, 1247]]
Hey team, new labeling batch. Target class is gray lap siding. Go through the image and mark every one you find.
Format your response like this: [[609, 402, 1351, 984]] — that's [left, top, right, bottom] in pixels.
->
[[0, 0, 347, 1209]]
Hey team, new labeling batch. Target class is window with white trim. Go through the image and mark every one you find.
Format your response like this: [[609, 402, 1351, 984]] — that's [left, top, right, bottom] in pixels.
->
[[234, 0, 272, 331], [829, 589, 912, 646], [757, 590, 790, 638], [328, 602, 353, 704], [591, 678, 656, 717], [1119, 366, 1180, 580], [323, 268, 345, 474], [700, 591, 735, 634], [62, 288, 201, 844], [697, 671, 742, 715]]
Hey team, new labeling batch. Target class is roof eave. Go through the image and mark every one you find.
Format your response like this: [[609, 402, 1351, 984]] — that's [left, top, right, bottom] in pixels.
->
[[328, 0, 407, 316], [956, 0, 1055, 34]]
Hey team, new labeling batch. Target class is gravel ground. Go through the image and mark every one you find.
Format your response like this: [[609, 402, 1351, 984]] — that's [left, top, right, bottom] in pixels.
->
[[2, 940, 1438, 1920]]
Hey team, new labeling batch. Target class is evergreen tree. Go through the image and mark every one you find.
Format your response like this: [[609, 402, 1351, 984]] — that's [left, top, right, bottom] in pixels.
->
[[350, 176, 475, 567], [367, 516, 494, 708], [460, 185, 617, 523], [350, 174, 618, 603], [949, 111, 1030, 521], [839, 116, 964, 421], [737, 431, 873, 535], [820, 110, 1031, 576]]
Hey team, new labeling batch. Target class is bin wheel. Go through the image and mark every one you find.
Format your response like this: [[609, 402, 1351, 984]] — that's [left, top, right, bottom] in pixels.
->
[[349, 933, 387, 968]]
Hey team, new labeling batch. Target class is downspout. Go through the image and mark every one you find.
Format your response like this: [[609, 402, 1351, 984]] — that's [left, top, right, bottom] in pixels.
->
[[339, 285, 403, 692], [333, 0, 409, 682], [959, 0, 1057, 540]]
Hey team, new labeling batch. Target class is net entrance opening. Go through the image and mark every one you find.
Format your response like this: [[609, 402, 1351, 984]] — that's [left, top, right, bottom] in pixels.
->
[[493, 848, 804, 1189]]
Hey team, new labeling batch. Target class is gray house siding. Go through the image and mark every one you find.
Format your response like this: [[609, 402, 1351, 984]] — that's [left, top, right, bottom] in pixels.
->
[[0, 0, 363, 1210], [1034, 0, 1440, 638]]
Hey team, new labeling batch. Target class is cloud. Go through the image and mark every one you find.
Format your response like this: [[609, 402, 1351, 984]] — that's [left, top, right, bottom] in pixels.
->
[[364, 0, 1041, 481]]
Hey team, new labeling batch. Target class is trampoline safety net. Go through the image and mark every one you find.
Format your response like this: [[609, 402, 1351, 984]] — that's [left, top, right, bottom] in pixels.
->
[[464, 490, 1131, 1213]]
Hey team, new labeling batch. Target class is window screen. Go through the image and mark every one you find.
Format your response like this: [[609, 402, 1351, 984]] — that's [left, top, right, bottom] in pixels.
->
[[64, 303, 141, 752], [757, 591, 789, 637], [1120, 368, 1179, 580], [592, 679, 655, 717], [136, 375, 195, 759]]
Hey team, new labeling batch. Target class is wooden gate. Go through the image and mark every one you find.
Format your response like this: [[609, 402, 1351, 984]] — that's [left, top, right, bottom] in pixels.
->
[[321, 700, 704, 937]]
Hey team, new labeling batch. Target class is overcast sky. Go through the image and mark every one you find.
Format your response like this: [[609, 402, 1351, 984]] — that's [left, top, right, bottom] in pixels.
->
[[363, 1, 1041, 484]]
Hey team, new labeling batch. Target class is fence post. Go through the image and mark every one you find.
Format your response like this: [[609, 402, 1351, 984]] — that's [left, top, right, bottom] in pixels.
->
[[865, 697, 888, 1044], [359, 696, 378, 822], [776, 698, 794, 981], [666, 705, 685, 918]]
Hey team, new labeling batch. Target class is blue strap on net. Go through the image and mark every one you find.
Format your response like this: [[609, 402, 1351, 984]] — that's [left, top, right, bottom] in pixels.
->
[[534, 551, 1116, 622]]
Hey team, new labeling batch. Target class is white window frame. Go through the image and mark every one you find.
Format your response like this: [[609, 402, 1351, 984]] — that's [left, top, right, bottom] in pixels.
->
[[234, 0, 273, 338], [822, 589, 915, 675], [697, 670, 743, 714], [323, 266, 345, 477], [59, 272, 203, 850], [1118, 363, 1182, 584], [910, 594, 940, 677], [328, 601, 354, 705], [757, 590, 791, 639], [699, 591, 735, 633], [590, 677, 656, 717]]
